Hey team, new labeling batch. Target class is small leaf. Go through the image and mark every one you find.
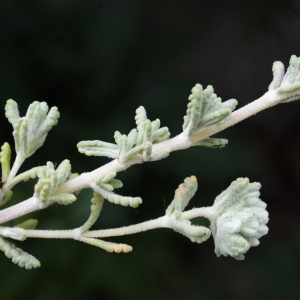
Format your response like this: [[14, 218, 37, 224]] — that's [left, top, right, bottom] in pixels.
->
[[150, 148, 170, 161], [101, 172, 123, 189], [268, 61, 285, 90], [6, 101, 60, 158], [5, 99, 20, 127], [34, 179, 51, 204], [0, 236, 40, 269], [127, 129, 138, 149], [275, 55, 300, 103], [135, 106, 147, 127], [78, 105, 169, 163], [109, 178, 123, 189], [183, 84, 237, 136], [102, 172, 117, 184], [114, 131, 122, 145], [80, 236, 132, 253], [91, 182, 142, 208], [194, 138, 228, 148], [0, 142, 11, 181], [13, 117, 28, 157], [35, 160, 74, 206], [169, 218, 211, 244], [151, 119, 160, 133], [55, 160, 71, 187], [100, 183, 114, 191], [49, 193, 76, 205], [0, 227, 26, 241], [166, 176, 198, 215], [14, 219, 38, 230], [77, 140, 119, 158], [151, 127, 170, 143], [121, 144, 144, 161]]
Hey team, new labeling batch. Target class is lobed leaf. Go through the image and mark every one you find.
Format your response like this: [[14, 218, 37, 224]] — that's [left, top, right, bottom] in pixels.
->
[[183, 84, 237, 136], [0, 236, 40, 269]]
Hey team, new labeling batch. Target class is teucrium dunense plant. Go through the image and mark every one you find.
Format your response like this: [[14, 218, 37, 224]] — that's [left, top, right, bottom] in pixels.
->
[[0, 55, 299, 269]]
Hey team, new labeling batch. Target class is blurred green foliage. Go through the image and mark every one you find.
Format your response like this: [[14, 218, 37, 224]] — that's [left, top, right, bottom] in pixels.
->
[[1, 0, 300, 299]]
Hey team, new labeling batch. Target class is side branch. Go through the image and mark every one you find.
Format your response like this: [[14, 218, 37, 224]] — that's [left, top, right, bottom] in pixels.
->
[[6, 207, 212, 240]]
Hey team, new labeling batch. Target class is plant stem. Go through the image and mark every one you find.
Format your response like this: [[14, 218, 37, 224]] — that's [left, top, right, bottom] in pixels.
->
[[12, 207, 212, 240], [6, 152, 25, 183], [0, 197, 41, 225], [0, 89, 283, 225]]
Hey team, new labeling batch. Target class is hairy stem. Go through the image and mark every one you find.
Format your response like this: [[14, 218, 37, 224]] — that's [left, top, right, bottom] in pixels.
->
[[9, 207, 212, 240], [189, 89, 279, 144], [0, 89, 283, 225], [6, 152, 25, 183], [0, 197, 41, 225]]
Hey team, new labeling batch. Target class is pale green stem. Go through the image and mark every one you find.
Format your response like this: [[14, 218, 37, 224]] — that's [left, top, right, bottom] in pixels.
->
[[6, 152, 25, 183], [6, 167, 42, 190], [9, 207, 213, 240]]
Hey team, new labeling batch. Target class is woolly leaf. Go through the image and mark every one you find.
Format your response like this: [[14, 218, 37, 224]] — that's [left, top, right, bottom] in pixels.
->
[[26, 102, 60, 157], [80, 237, 132, 253], [49, 193, 76, 205], [127, 129, 138, 149], [183, 84, 237, 136], [0, 227, 26, 241], [4, 99, 20, 127], [13, 117, 28, 157], [102, 172, 117, 184], [166, 176, 198, 215], [169, 218, 211, 244], [194, 138, 228, 148], [100, 172, 123, 190], [151, 119, 160, 133], [0, 142, 11, 181], [34, 178, 52, 204], [165, 176, 211, 243], [121, 144, 144, 162], [91, 182, 142, 208], [150, 148, 170, 161], [77, 105, 169, 163], [6, 100, 59, 158], [35, 160, 74, 207], [14, 219, 38, 230], [268, 61, 285, 90], [0, 236, 40, 269], [109, 178, 123, 189], [273, 55, 300, 103], [114, 131, 122, 145], [151, 127, 170, 143], [135, 106, 147, 127], [55, 159, 71, 187], [77, 140, 119, 158], [100, 183, 114, 191]]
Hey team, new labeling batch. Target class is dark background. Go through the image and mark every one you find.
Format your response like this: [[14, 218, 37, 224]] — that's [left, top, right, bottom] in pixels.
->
[[1, 1, 300, 299]]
